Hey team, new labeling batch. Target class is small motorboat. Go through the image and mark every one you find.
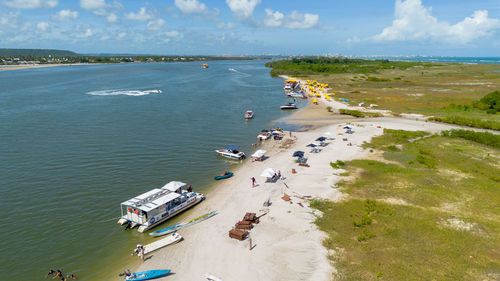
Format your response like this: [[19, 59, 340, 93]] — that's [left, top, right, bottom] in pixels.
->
[[214, 171, 233, 180], [125, 269, 171, 281], [245, 110, 254, 119], [201, 63, 208, 68], [215, 146, 245, 160], [280, 103, 298, 110]]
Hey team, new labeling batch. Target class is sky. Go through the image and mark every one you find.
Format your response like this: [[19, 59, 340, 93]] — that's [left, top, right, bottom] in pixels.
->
[[0, 0, 499, 56]]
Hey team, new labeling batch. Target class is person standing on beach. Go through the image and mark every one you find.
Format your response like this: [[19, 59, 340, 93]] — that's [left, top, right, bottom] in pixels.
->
[[251, 177, 256, 187]]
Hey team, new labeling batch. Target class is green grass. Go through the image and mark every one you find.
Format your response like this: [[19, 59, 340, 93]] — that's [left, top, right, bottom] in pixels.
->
[[312, 130, 500, 281], [441, 129, 500, 148], [267, 61, 500, 130], [429, 115, 500, 130], [338, 109, 383, 118]]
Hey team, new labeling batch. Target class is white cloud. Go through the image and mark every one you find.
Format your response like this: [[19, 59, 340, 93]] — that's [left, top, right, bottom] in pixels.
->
[[263, 8, 283, 27], [217, 22, 235, 29], [262, 9, 318, 29], [2, 0, 57, 9], [226, 0, 260, 19], [106, 13, 117, 22], [165, 30, 180, 37], [174, 0, 207, 14], [52, 9, 78, 21], [117, 31, 126, 39], [124, 7, 154, 21], [373, 0, 500, 44], [36, 21, 49, 31], [147, 18, 165, 30], [79, 0, 121, 22], [79, 0, 105, 10], [284, 11, 319, 29]]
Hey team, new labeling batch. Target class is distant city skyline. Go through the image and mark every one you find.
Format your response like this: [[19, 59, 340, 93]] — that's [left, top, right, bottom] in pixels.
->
[[0, 0, 499, 56]]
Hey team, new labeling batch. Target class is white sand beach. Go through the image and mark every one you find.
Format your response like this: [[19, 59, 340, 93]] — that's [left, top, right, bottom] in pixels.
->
[[127, 80, 463, 281]]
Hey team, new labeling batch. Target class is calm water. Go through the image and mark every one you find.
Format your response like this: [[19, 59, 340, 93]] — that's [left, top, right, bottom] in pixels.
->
[[0, 60, 305, 280]]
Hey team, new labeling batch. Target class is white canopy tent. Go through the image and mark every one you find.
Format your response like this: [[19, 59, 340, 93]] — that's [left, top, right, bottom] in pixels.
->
[[260, 168, 276, 178]]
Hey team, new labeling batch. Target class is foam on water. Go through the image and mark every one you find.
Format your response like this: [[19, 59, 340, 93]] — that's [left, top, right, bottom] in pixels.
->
[[86, 89, 162, 96]]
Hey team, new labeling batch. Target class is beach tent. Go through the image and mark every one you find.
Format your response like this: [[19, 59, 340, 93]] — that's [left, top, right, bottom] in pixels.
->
[[260, 168, 276, 178], [293, 151, 305, 158], [161, 181, 186, 192], [252, 149, 266, 158]]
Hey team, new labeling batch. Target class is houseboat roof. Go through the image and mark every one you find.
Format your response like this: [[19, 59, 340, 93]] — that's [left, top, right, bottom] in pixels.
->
[[121, 188, 181, 212]]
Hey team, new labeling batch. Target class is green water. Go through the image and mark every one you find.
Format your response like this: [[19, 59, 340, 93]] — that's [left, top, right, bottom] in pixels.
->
[[0, 60, 306, 280]]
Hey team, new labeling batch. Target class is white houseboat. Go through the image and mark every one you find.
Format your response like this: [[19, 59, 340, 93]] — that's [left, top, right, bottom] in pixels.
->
[[117, 181, 204, 232]]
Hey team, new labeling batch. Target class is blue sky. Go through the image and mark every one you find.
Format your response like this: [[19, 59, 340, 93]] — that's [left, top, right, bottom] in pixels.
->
[[0, 0, 499, 56]]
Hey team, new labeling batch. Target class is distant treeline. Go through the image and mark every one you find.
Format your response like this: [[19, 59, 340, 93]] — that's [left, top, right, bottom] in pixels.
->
[[0, 48, 77, 57], [265, 58, 435, 76]]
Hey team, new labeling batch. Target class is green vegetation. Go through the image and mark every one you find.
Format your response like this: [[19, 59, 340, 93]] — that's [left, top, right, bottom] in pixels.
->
[[330, 160, 345, 169], [267, 59, 500, 130], [441, 129, 500, 148], [0, 48, 77, 57], [265, 58, 434, 77], [313, 130, 500, 280], [429, 115, 500, 130], [473, 90, 500, 114], [365, 76, 390, 82], [338, 109, 383, 118]]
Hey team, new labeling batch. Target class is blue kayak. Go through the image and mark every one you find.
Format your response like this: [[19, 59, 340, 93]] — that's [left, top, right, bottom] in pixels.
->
[[214, 172, 233, 180], [126, 270, 171, 281]]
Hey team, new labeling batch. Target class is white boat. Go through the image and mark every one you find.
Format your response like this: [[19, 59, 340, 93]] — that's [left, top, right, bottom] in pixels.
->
[[287, 92, 306, 99], [133, 233, 183, 256], [215, 146, 245, 160], [117, 181, 205, 232], [280, 103, 298, 110], [245, 110, 254, 119]]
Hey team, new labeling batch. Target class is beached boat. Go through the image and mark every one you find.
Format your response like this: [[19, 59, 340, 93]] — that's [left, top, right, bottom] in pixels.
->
[[150, 210, 217, 237], [117, 181, 205, 233], [245, 110, 254, 119], [133, 233, 182, 256], [125, 269, 170, 281], [280, 103, 298, 110], [214, 172, 233, 180], [287, 92, 306, 99], [215, 146, 245, 160]]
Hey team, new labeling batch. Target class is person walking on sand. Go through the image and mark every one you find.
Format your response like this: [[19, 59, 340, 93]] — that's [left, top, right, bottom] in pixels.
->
[[139, 245, 145, 262], [251, 177, 256, 188]]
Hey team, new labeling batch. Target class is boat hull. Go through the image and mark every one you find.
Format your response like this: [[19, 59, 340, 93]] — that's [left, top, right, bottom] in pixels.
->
[[126, 270, 170, 281], [215, 150, 245, 160], [214, 172, 233, 180]]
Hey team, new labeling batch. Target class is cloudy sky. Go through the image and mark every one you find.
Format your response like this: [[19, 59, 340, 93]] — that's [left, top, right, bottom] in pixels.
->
[[0, 0, 499, 55]]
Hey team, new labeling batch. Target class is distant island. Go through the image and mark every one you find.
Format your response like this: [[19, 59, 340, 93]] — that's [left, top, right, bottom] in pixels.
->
[[0, 48, 267, 66]]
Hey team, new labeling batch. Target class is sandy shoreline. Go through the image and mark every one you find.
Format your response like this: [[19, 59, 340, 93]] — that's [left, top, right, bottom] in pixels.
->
[[0, 63, 100, 71], [123, 76, 476, 281]]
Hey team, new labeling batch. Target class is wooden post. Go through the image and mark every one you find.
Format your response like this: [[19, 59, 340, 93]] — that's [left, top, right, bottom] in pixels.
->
[[249, 238, 253, 250]]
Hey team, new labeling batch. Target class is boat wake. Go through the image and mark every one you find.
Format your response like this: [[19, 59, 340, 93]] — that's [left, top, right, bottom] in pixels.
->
[[86, 89, 162, 96], [228, 68, 251, 78]]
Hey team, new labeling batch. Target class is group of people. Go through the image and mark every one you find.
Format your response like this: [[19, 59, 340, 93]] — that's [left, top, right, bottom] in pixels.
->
[[46, 269, 76, 280]]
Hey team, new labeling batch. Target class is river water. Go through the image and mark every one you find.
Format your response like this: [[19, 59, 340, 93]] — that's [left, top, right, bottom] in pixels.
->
[[0, 60, 306, 280]]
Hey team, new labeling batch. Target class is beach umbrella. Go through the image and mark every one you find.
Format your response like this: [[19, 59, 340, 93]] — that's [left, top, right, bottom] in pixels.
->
[[306, 143, 317, 147], [316, 137, 327, 141], [161, 181, 186, 191], [343, 126, 352, 129], [260, 168, 276, 178], [292, 151, 305, 157]]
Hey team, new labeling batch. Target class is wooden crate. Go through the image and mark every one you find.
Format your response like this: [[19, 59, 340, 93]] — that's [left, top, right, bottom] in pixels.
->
[[229, 229, 249, 240]]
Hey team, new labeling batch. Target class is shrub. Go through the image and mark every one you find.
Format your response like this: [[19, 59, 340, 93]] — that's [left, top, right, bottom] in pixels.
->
[[339, 109, 365, 117], [473, 90, 500, 113], [429, 116, 500, 130], [357, 229, 375, 242], [326, 106, 332, 112], [441, 129, 500, 148]]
